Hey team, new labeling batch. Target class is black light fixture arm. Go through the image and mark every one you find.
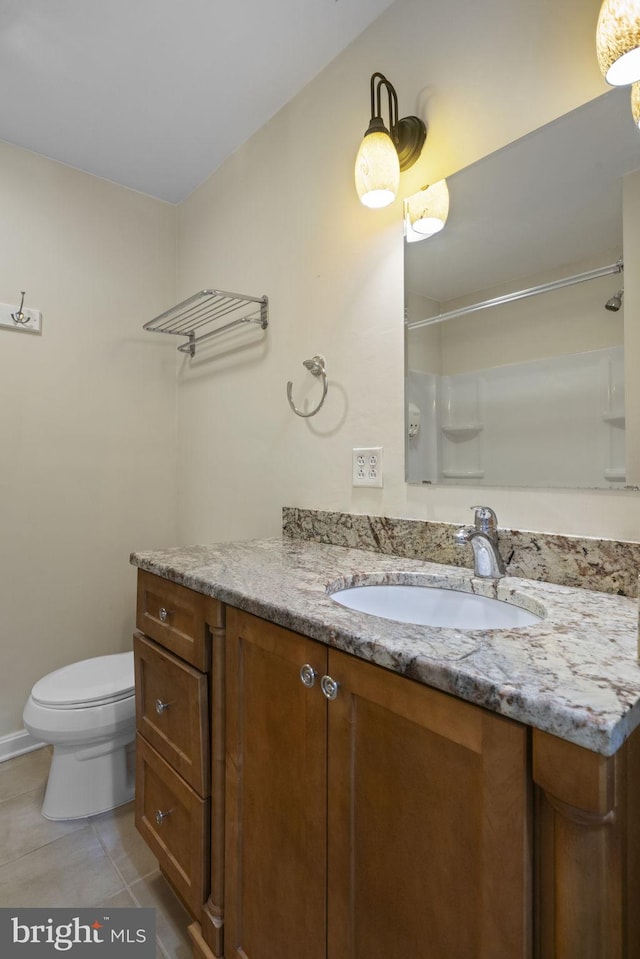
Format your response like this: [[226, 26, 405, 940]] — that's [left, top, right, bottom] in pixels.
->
[[369, 72, 399, 141], [364, 72, 427, 172]]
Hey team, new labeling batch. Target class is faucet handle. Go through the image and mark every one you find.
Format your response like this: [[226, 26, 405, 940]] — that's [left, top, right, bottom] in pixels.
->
[[470, 506, 498, 534]]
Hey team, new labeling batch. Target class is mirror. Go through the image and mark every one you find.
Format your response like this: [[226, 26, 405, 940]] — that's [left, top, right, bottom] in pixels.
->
[[405, 89, 640, 489]]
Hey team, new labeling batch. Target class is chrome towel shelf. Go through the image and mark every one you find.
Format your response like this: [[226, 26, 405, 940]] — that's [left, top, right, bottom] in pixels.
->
[[144, 289, 268, 356]]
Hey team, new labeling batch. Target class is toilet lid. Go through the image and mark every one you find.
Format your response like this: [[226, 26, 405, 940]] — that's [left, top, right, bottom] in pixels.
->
[[31, 652, 135, 708]]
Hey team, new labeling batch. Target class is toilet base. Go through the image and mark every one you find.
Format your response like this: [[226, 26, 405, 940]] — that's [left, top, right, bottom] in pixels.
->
[[42, 735, 135, 820]]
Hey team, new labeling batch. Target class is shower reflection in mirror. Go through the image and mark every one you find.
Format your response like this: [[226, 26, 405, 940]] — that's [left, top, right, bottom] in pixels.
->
[[405, 89, 639, 491]]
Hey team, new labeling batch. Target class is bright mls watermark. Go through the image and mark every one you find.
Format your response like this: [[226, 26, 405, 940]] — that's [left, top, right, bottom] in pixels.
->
[[0, 909, 155, 957]]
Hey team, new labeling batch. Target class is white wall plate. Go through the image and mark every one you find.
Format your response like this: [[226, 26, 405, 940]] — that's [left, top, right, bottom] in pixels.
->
[[0, 301, 42, 335]]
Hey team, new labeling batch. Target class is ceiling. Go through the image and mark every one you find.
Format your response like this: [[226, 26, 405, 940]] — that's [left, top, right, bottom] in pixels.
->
[[0, 0, 393, 203]]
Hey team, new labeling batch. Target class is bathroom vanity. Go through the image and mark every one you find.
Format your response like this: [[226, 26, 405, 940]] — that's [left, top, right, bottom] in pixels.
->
[[131, 536, 640, 959]]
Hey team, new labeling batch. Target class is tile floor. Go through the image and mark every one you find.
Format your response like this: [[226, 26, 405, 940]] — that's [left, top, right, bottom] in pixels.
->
[[0, 747, 192, 958]]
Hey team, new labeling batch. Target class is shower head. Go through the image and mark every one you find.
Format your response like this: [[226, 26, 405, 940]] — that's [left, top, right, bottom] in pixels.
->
[[605, 289, 624, 312]]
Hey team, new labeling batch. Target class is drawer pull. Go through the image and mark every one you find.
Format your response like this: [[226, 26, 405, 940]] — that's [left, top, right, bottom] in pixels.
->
[[321, 674, 340, 701], [300, 664, 318, 688], [155, 808, 172, 825], [155, 698, 171, 714], [158, 607, 170, 622]]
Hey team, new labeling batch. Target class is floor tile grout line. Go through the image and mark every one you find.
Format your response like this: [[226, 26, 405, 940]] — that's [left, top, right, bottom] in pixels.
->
[[0, 820, 91, 871], [88, 818, 132, 893], [87, 822, 170, 957], [155, 936, 171, 959], [0, 786, 46, 807], [117, 870, 175, 959], [88, 819, 167, 920], [87, 816, 159, 891], [0, 782, 46, 812]]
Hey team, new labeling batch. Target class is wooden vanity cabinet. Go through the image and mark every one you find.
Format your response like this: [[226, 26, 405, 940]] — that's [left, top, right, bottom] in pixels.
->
[[133, 574, 640, 959], [134, 570, 226, 955], [224, 607, 531, 959]]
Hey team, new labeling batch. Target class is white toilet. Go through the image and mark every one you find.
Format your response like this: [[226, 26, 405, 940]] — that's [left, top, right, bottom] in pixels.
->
[[23, 652, 136, 821]]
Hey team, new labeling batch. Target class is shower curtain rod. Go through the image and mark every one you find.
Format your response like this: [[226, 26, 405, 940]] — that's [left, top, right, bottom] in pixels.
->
[[406, 259, 623, 331]]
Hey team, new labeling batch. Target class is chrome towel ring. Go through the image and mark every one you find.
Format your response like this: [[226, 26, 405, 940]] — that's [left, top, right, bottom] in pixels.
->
[[287, 354, 328, 418]]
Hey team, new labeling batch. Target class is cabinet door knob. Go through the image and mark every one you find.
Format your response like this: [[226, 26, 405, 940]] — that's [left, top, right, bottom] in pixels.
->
[[320, 675, 340, 700], [155, 808, 172, 825], [155, 698, 171, 714], [300, 664, 318, 688], [158, 607, 169, 622]]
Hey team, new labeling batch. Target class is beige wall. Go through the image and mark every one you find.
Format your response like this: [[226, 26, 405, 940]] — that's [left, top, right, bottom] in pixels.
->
[[176, 0, 640, 543], [0, 142, 177, 738]]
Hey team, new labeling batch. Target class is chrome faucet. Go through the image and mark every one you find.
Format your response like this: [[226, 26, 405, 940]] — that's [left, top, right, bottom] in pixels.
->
[[455, 506, 506, 579]]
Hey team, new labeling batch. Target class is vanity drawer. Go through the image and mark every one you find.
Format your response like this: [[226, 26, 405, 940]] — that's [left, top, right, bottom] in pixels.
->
[[135, 735, 210, 918], [134, 633, 210, 797], [136, 569, 221, 670]]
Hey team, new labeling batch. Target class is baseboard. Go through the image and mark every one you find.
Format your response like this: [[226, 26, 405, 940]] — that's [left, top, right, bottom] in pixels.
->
[[0, 729, 45, 762]]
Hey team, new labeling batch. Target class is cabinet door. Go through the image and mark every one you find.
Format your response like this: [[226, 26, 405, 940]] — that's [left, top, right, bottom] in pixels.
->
[[327, 649, 531, 959], [225, 609, 327, 959]]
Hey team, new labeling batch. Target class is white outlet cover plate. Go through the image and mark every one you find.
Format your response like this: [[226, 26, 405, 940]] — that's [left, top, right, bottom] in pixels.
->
[[352, 447, 383, 487]]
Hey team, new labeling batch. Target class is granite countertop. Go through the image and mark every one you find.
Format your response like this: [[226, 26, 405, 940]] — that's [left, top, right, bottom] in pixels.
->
[[130, 537, 640, 757]]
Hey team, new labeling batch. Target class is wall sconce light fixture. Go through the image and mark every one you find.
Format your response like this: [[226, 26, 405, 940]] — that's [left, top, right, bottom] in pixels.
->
[[403, 180, 450, 242], [596, 0, 640, 85], [354, 72, 427, 209]]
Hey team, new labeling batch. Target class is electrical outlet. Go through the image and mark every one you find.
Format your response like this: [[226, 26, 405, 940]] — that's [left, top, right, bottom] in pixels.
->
[[352, 447, 383, 487]]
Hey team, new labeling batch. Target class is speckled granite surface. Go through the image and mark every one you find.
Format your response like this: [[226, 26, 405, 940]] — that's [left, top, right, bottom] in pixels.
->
[[130, 537, 640, 756], [283, 507, 640, 598]]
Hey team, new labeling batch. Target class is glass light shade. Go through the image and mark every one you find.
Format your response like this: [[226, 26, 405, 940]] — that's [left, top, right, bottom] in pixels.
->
[[355, 130, 400, 208], [596, 0, 640, 85], [632, 80, 640, 124], [405, 179, 450, 238], [404, 216, 425, 243]]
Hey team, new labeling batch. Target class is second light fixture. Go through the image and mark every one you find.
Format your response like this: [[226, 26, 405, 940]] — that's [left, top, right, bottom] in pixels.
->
[[404, 179, 450, 241]]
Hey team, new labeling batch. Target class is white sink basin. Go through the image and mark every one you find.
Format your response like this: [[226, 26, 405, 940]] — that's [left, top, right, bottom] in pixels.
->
[[329, 583, 543, 630]]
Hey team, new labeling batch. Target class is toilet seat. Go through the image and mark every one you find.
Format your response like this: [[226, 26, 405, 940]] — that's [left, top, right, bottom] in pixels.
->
[[31, 652, 134, 709]]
